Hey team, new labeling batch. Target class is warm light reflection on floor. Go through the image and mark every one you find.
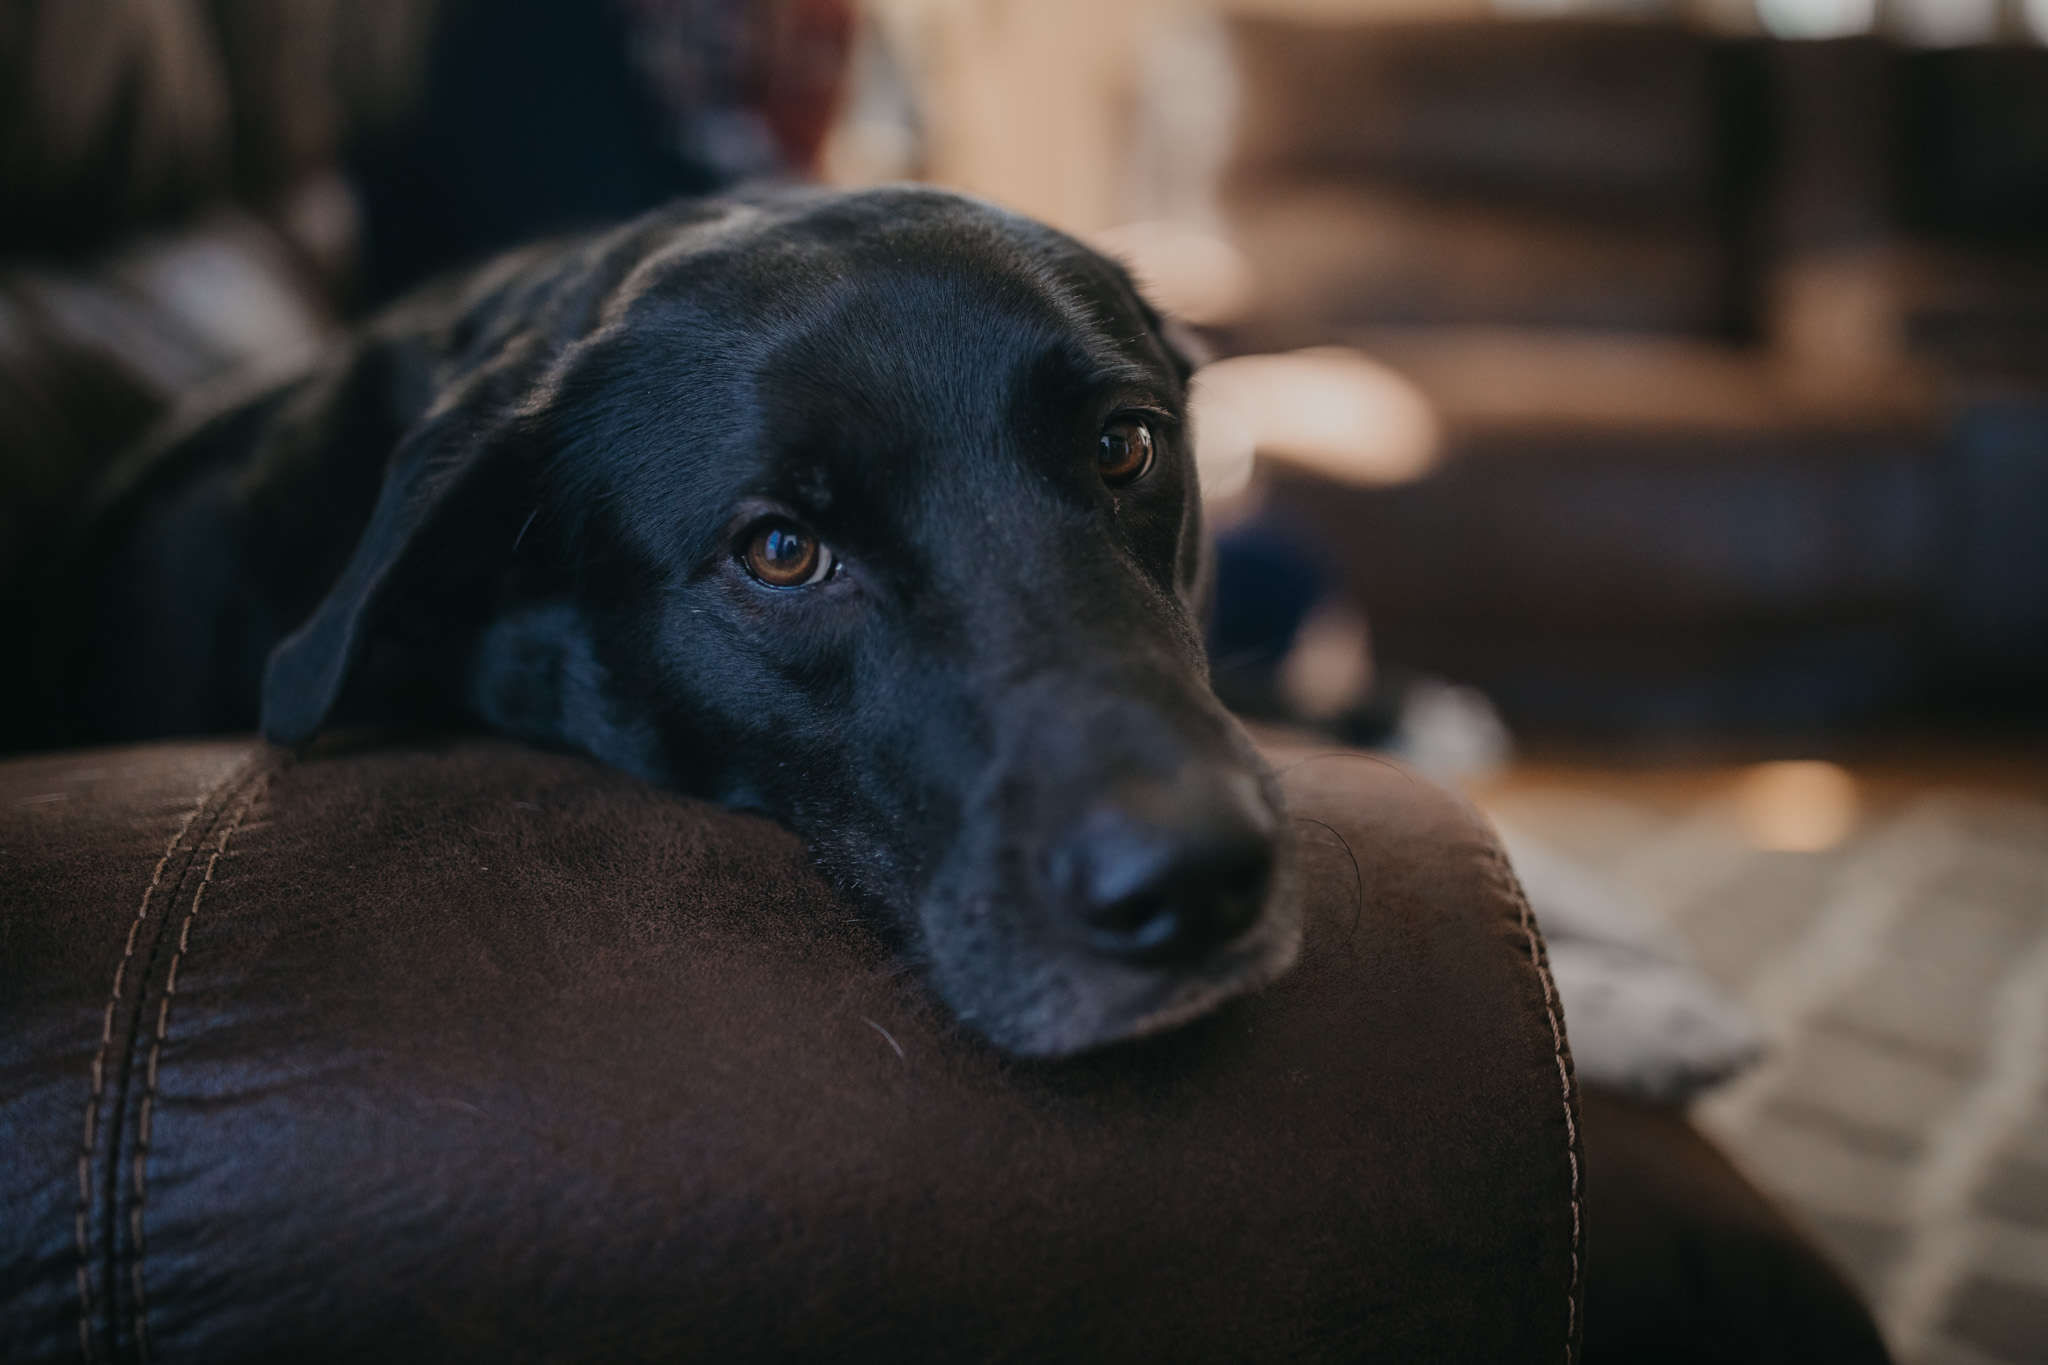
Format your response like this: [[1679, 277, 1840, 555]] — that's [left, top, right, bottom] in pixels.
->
[[1735, 759, 1861, 853]]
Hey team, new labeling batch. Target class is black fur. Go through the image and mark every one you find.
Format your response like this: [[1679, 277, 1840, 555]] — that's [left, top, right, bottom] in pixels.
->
[[39, 186, 1299, 1056]]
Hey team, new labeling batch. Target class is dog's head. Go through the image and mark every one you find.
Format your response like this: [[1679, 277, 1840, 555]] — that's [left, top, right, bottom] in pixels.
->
[[263, 186, 1299, 1057]]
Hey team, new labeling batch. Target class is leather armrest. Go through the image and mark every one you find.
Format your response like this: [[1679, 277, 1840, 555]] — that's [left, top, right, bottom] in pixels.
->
[[1579, 1087, 1892, 1364], [2, 733, 1583, 1363]]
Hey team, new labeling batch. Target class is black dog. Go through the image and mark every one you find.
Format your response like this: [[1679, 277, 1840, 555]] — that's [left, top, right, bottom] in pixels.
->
[[39, 185, 1299, 1057]]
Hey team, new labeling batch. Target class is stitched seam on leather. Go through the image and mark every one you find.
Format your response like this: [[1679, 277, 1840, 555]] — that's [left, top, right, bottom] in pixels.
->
[[74, 784, 213, 1365], [1493, 842, 1582, 1364], [126, 768, 274, 1363], [74, 753, 271, 1365]]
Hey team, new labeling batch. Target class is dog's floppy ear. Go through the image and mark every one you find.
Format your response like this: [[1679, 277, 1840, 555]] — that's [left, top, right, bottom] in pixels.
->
[[260, 396, 528, 746]]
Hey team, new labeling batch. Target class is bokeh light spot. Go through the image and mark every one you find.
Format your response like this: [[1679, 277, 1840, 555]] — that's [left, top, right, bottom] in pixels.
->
[[1734, 761, 1861, 853]]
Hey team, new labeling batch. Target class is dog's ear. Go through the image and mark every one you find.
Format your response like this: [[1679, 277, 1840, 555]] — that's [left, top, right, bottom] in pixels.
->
[[260, 395, 530, 746]]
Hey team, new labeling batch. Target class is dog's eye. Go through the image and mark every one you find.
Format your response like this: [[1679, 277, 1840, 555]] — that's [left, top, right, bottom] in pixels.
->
[[1098, 417, 1155, 486], [742, 522, 835, 588]]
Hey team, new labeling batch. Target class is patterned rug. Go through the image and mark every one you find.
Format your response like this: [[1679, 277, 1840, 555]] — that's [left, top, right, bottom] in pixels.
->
[[1475, 755, 2048, 1365]]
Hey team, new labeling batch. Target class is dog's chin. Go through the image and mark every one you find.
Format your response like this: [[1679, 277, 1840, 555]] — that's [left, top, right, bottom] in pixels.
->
[[918, 871, 1304, 1060]]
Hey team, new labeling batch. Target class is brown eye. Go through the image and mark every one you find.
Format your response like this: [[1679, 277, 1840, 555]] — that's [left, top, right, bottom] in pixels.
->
[[1097, 417, 1155, 485], [743, 522, 834, 587]]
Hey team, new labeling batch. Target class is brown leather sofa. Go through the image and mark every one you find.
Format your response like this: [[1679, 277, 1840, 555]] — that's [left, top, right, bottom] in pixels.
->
[[1220, 18, 2048, 736], [1, 732, 1886, 1362]]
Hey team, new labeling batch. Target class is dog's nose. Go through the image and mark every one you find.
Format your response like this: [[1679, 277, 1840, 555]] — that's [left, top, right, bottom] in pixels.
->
[[1054, 771, 1279, 966]]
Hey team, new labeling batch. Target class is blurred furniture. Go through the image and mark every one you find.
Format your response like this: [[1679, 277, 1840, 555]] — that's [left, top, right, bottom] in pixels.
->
[[0, 0, 363, 602], [1223, 17, 2048, 734], [348, 0, 853, 304], [0, 731, 1892, 1362], [1228, 19, 1762, 342]]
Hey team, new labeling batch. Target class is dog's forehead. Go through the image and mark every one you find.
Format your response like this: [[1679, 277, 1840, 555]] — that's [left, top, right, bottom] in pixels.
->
[[649, 200, 1163, 423], [756, 255, 1174, 516], [775, 270, 1152, 429], [633, 192, 1171, 392], [559, 192, 1191, 566]]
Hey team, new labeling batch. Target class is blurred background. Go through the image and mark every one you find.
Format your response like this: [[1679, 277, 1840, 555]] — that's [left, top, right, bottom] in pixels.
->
[[3, 1, 2045, 1359]]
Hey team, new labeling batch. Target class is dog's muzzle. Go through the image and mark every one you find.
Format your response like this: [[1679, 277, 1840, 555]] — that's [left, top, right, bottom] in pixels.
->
[[1050, 766, 1278, 967], [915, 708, 1303, 1059]]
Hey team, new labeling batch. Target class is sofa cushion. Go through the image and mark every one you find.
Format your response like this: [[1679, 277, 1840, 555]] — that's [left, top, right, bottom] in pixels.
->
[[1, 732, 1583, 1363]]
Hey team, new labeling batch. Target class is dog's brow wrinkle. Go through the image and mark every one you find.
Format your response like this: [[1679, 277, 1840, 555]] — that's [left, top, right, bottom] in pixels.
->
[[1086, 358, 1164, 390]]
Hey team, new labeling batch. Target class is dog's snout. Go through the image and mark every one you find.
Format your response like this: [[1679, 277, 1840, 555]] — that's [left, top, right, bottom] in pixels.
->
[[1053, 771, 1279, 966]]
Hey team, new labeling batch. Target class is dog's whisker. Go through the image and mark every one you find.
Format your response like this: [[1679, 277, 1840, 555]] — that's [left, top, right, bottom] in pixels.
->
[[861, 1016, 906, 1061], [1291, 815, 1364, 941]]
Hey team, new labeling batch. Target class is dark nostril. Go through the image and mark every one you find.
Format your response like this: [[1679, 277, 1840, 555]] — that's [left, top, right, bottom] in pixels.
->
[[1059, 776, 1278, 967]]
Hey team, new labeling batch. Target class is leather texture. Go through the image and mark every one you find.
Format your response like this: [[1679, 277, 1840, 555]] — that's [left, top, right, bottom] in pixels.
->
[[2, 733, 1584, 1363], [1579, 1089, 1892, 1364]]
